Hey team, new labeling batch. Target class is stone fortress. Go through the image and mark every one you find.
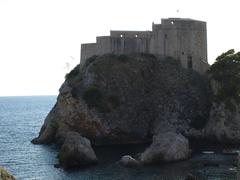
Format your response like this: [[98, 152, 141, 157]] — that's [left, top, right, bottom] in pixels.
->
[[80, 18, 209, 74]]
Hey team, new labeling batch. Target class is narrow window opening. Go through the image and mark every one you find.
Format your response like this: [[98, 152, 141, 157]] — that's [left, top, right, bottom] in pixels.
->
[[187, 56, 193, 69], [182, 52, 184, 55], [164, 34, 168, 39]]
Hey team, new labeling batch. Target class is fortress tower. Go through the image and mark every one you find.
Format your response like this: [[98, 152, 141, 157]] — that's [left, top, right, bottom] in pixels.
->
[[80, 18, 209, 74]]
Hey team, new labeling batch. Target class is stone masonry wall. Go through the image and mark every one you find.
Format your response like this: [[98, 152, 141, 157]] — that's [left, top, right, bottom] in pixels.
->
[[80, 18, 209, 74]]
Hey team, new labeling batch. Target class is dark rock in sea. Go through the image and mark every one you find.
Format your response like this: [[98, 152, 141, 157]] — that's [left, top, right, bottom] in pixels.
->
[[58, 132, 98, 169], [32, 54, 210, 146], [31, 53, 240, 170], [203, 162, 220, 167], [0, 167, 15, 180], [54, 164, 60, 168], [140, 132, 191, 164], [118, 155, 140, 167], [222, 149, 239, 155]]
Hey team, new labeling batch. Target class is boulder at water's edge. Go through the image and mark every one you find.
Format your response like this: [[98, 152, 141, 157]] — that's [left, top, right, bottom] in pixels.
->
[[59, 132, 98, 168], [140, 132, 191, 164]]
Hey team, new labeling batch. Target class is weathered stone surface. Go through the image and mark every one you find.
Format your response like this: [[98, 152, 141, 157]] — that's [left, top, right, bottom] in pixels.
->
[[31, 105, 59, 144], [118, 155, 140, 167], [140, 132, 191, 164], [205, 100, 240, 143], [203, 78, 240, 144], [58, 132, 97, 168], [32, 54, 210, 146], [81, 18, 209, 74], [0, 167, 15, 180]]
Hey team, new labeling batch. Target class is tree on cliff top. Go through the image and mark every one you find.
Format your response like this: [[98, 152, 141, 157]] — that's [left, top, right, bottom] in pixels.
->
[[208, 49, 240, 102]]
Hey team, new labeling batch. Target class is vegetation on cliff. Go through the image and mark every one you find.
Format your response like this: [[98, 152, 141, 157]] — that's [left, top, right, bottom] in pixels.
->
[[205, 49, 240, 143], [32, 53, 210, 146], [31, 51, 240, 169], [208, 49, 240, 103]]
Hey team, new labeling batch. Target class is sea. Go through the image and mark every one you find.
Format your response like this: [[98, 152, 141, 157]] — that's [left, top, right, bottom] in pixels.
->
[[0, 96, 239, 180]]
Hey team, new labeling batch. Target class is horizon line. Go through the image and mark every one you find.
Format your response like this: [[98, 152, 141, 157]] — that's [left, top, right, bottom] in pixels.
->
[[0, 94, 57, 97]]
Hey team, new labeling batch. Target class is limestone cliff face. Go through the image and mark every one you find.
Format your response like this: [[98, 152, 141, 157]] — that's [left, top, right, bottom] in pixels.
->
[[205, 101, 240, 143], [204, 80, 240, 143], [32, 54, 210, 145]]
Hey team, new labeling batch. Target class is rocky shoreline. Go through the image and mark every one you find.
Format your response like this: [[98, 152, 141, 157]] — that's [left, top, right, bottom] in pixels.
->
[[32, 53, 240, 169], [0, 167, 15, 180]]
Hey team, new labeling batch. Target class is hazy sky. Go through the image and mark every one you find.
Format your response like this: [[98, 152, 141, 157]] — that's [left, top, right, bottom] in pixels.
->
[[0, 0, 239, 96]]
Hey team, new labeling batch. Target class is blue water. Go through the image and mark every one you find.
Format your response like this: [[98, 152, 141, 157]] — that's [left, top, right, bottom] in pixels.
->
[[0, 96, 238, 180]]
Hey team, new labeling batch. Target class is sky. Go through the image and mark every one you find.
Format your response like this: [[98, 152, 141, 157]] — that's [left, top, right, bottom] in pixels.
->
[[0, 0, 240, 96]]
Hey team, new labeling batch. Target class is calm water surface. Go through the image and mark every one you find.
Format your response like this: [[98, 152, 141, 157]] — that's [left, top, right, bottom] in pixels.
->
[[0, 96, 238, 179]]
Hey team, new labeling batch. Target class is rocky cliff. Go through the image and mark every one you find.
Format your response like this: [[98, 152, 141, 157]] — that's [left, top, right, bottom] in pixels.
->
[[204, 49, 240, 144], [0, 167, 15, 180], [32, 53, 210, 146], [205, 80, 240, 143]]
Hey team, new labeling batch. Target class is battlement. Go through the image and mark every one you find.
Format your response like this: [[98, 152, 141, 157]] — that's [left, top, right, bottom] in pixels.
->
[[80, 18, 209, 74]]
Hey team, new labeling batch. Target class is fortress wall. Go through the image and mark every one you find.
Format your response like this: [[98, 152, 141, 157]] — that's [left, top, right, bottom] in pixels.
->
[[80, 43, 97, 65], [80, 18, 208, 74], [109, 37, 122, 54], [110, 31, 152, 38], [180, 21, 207, 74], [149, 25, 160, 54], [110, 31, 152, 54], [80, 32, 152, 64], [150, 23, 182, 59], [155, 19, 208, 74], [162, 26, 179, 58], [193, 22, 208, 73], [111, 37, 151, 54], [96, 36, 112, 55]]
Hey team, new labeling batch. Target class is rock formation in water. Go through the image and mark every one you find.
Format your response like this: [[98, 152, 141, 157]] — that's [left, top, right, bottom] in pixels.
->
[[0, 167, 15, 180], [32, 51, 240, 168], [32, 54, 210, 146], [32, 53, 212, 167], [58, 132, 98, 169], [140, 132, 191, 164], [118, 155, 140, 167]]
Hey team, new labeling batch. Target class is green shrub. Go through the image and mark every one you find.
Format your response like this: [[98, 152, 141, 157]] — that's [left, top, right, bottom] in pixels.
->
[[139, 53, 156, 59], [104, 53, 118, 59], [82, 86, 102, 108], [84, 55, 98, 67], [118, 54, 129, 63], [82, 86, 121, 113], [65, 65, 80, 80], [208, 49, 240, 104]]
